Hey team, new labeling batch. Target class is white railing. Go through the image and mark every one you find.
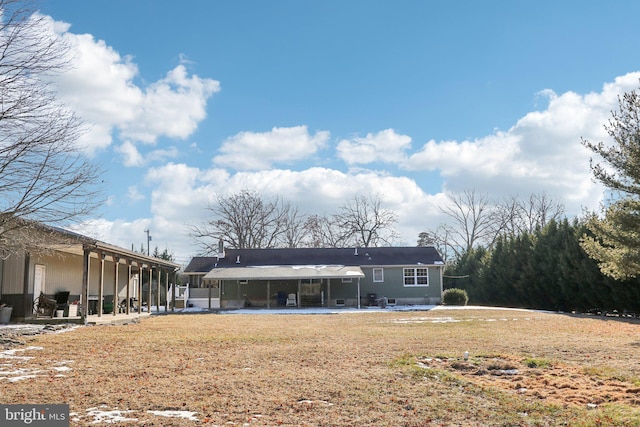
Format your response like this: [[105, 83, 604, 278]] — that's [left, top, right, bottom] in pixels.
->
[[167, 285, 189, 307]]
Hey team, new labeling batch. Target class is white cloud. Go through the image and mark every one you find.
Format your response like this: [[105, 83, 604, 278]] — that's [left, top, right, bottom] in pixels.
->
[[115, 141, 179, 167], [147, 146, 180, 164], [115, 141, 144, 167], [72, 217, 153, 253], [127, 186, 145, 202], [406, 132, 521, 177], [71, 63, 640, 263], [50, 20, 220, 158], [213, 126, 330, 170], [337, 129, 412, 164], [404, 72, 640, 215], [119, 65, 220, 143]]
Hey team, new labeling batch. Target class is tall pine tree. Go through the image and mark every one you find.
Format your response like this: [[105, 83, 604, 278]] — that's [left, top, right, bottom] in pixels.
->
[[582, 87, 640, 279]]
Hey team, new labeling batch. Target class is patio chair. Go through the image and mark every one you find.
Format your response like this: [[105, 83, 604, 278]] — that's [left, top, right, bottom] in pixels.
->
[[286, 293, 297, 307]]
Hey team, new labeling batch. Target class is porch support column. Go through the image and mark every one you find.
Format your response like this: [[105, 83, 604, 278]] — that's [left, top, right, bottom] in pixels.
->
[[439, 265, 444, 303], [81, 248, 90, 320], [113, 257, 119, 316], [147, 266, 153, 313], [22, 251, 31, 318], [327, 280, 331, 308], [137, 264, 143, 314], [156, 267, 161, 313], [357, 277, 361, 309], [164, 270, 169, 312], [297, 280, 301, 307], [267, 281, 270, 309], [126, 261, 132, 315], [98, 253, 105, 317], [171, 271, 176, 312]]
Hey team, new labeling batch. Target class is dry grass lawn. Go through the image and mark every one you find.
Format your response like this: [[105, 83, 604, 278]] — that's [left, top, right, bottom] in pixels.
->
[[2, 307, 640, 426]]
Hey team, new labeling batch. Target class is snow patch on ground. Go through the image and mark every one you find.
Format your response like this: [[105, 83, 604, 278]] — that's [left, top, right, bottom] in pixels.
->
[[78, 407, 137, 424], [148, 410, 199, 420], [71, 407, 201, 424], [0, 346, 74, 382], [0, 346, 42, 360]]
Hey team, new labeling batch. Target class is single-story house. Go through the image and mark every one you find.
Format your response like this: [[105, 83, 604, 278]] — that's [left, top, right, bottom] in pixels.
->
[[184, 246, 445, 309], [0, 222, 181, 321]]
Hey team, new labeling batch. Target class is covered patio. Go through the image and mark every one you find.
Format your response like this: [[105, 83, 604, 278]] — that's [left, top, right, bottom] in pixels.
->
[[203, 265, 366, 309], [0, 224, 181, 322]]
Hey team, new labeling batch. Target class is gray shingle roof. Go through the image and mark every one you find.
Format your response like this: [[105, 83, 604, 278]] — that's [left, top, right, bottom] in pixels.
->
[[184, 247, 443, 272]]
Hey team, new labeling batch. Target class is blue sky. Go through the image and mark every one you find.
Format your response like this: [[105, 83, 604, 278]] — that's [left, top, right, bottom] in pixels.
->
[[35, 0, 640, 264]]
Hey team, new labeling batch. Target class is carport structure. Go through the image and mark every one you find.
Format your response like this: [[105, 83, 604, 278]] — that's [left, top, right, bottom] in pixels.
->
[[77, 240, 181, 319], [0, 222, 181, 321]]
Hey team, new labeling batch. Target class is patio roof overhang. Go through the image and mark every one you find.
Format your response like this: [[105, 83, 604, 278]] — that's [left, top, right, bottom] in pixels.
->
[[203, 265, 365, 281]]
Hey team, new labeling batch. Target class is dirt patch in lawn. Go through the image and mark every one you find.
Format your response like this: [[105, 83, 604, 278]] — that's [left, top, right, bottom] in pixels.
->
[[2, 308, 640, 426], [418, 354, 640, 408]]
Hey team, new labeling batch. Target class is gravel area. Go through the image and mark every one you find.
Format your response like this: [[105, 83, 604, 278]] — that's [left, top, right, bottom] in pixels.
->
[[0, 323, 79, 348]]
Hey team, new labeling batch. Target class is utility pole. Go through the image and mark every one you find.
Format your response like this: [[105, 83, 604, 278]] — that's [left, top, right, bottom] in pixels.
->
[[144, 229, 152, 255]]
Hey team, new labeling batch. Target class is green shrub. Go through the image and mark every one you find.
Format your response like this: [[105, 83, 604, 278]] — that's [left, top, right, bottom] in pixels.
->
[[442, 288, 469, 306]]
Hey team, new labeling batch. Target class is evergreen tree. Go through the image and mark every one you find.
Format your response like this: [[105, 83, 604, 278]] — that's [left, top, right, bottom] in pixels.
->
[[152, 246, 176, 262], [582, 88, 640, 279], [443, 247, 487, 302]]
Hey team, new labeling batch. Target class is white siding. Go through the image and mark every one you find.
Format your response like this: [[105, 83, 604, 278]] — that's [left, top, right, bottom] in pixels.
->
[[32, 252, 84, 295], [2, 253, 26, 294]]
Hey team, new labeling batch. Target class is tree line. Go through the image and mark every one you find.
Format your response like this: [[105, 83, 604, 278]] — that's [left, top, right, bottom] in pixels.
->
[[189, 191, 399, 252], [438, 84, 640, 314], [444, 218, 640, 314]]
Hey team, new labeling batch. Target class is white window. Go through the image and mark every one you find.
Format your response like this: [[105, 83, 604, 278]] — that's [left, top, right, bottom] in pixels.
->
[[404, 267, 429, 287], [373, 268, 384, 282]]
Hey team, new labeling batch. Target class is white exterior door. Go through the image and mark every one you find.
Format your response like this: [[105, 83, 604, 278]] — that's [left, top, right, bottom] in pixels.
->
[[33, 264, 46, 312]]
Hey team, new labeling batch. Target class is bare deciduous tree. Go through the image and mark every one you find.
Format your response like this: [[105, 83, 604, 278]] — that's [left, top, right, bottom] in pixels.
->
[[190, 190, 293, 252], [0, 0, 102, 256], [440, 190, 501, 257], [334, 194, 399, 247], [280, 206, 309, 248], [421, 190, 566, 261], [192, 191, 400, 251], [500, 193, 565, 236], [304, 214, 352, 248], [417, 225, 455, 262]]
